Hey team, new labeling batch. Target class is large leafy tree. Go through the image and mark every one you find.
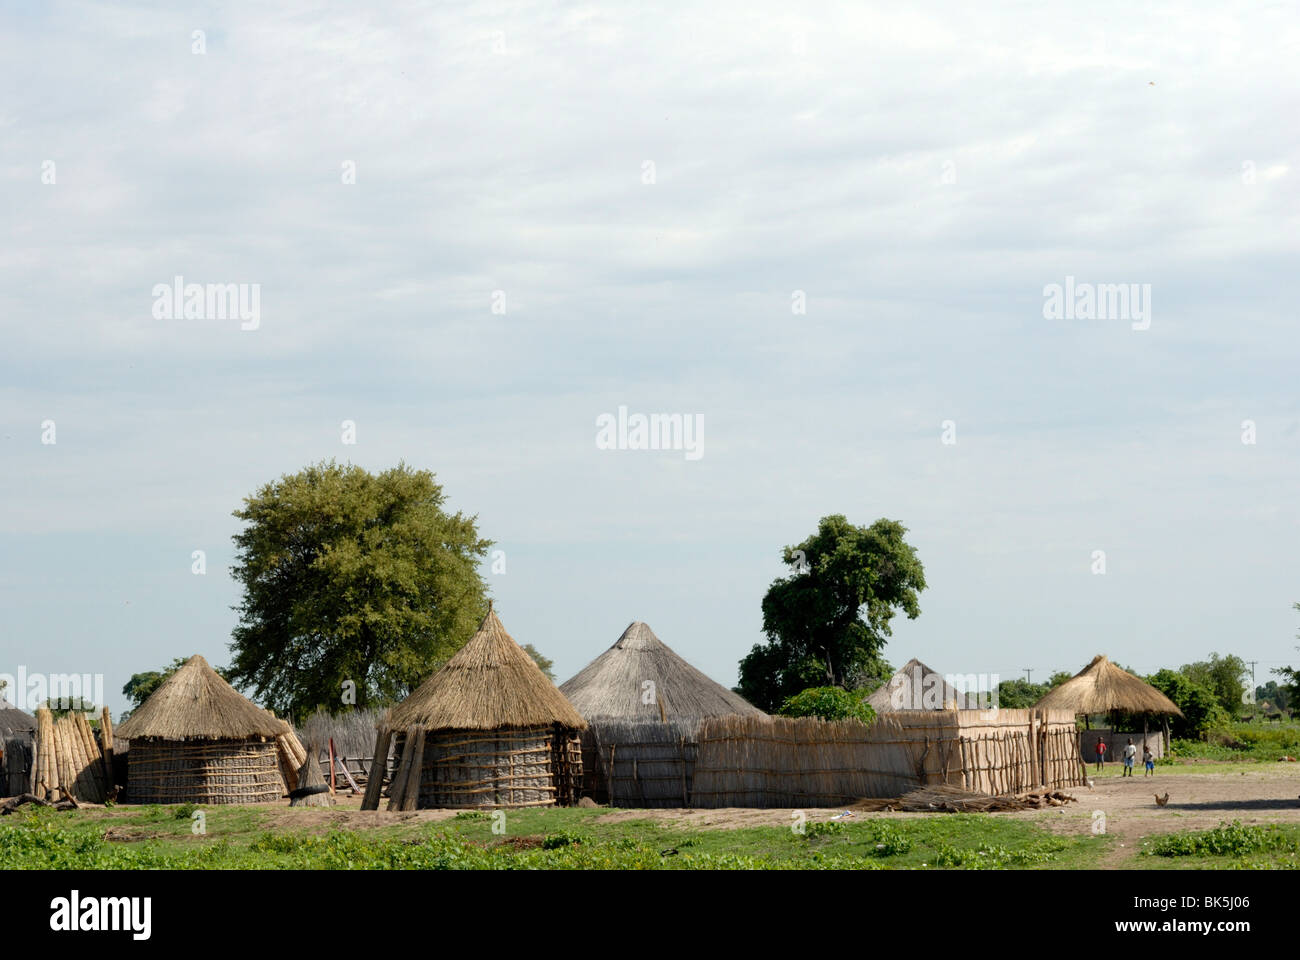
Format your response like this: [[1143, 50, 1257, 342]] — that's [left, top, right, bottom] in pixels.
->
[[227, 461, 491, 720], [737, 515, 926, 711]]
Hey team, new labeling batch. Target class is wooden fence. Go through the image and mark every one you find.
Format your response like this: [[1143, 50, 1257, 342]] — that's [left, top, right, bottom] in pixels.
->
[[688, 708, 1083, 808]]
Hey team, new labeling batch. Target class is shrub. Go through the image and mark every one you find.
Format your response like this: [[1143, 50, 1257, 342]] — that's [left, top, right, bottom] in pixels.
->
[[778, 687, 877, 723]]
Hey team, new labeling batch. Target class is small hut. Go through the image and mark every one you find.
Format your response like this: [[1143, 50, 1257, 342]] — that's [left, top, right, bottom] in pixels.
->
[[866, 658, 963, 712], [364, 604, 586, 810], [1, 701, 37, 795], [115, 654, 291, 804], [558, 621, 763, 806], [1034, 654, 1184, 759]]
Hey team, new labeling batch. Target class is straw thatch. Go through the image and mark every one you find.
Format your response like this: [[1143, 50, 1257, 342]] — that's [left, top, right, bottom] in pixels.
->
[[369, 605, 586, 810], [1034, 655, 1184, 717], [866, 658, 963, 712], [559, 622, 763, 720], [585, 717, 701, 808], [289, 751, 333, 807], [116, 655, 290, 741], [388, 607, 585, 731]]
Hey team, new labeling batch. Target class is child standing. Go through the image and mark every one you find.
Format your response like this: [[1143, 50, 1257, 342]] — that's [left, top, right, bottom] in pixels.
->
[[1095, 736, 1107, 771], [1122, 738, 1137, 776], [1143, 745, 1155, 777]]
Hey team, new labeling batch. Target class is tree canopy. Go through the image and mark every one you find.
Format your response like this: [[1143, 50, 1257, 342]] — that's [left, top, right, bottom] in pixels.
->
[[226, 461, 491, 720], [737, 515, 926, 711], [1179, 652, 1248, 719]]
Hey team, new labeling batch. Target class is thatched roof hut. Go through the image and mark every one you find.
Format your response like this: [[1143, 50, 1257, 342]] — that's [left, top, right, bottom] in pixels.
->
[[866, 658, 962, 712], [1034, 655, 1184, 718], [369, 604, 586, 810], [115, 654, 291, 804], [558, 622, 762, 807], [559, 621, 763, 720]]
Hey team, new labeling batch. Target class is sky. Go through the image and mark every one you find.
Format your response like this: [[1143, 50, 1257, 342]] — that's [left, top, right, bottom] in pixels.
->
[[1, 1, 1298, 718]]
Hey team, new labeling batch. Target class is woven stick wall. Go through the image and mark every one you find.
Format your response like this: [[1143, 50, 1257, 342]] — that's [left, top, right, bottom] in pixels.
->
[[126, 737, 283, 804], [583, 717, 702, 807], [690, 709, 1084, 808], [413, 726, 563, 809]]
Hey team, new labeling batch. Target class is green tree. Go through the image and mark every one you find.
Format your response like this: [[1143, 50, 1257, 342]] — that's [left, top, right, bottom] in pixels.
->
[[227, 461, 491, 720], [40, 697, 98, 722], [1147, 669, 1229, 739], [1273, 602, 1300, 710], [996, 678, 1048, 709], [1046, 670, 1073, 689], [1180, 653, 1248, 719], [737, 515, 926, 711], [522, 644, 554, 681], [778, 686, 877, 723], [1254, 680, 1290, 713]]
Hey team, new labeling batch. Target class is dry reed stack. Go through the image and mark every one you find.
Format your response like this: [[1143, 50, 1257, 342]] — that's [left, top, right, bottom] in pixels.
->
[[558, 621, 763, 806], [361, 603, 585, 811], [115, 654, 292, 804], [27, 707, 113, 803]]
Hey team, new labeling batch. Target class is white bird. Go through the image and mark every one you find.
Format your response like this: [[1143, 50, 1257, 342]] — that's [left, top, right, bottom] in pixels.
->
[[1086, 778, 1095, 790]]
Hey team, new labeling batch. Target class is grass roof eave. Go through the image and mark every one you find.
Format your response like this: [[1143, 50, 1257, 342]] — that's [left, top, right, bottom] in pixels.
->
[[114, 654, 290, 741]]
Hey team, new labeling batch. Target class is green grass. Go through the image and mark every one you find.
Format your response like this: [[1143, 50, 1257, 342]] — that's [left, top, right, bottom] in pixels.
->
[[0, 805, 1109, 871], [1139, 821, 1300, 870]]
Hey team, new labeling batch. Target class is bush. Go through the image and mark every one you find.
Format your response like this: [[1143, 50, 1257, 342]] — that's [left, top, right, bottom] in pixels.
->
[[1147, 669, 1230, 739], [778, 687, 877, 723], [1146, 821, 1299, 858]]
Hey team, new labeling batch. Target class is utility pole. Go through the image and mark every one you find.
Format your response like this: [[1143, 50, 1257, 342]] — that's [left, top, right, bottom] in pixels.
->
[[1023, 668, 1034, 684]]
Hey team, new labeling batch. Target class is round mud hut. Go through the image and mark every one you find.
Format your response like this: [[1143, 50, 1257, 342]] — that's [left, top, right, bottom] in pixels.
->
[[364, 604, 586, 811], [115, 654, 291, 804], [558, 621, 764, 806]]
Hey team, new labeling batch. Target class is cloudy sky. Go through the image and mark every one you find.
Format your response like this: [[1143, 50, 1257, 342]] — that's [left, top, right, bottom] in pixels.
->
[[2, 1, 1298, 716]]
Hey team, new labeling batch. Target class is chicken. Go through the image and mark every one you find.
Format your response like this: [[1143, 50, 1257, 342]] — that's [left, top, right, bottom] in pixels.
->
[[1154, 793, 1169, 807]]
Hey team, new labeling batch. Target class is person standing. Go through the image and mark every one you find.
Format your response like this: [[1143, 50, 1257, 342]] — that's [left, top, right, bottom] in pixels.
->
[[1095, 736, 1107, 772], [1143, 744, 1155, 777], [1122, 738, 1137, 777]]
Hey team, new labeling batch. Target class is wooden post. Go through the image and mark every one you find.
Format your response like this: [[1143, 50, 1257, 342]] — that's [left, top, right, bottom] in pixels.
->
[[100, 706, 115, 792], [361, 727, 390, 810], [400, 727, 425, 811], [329, 737, 337, 793]]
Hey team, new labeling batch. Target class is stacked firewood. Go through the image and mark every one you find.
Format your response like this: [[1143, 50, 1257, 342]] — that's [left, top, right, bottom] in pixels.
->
[[852, 783, 1080, 813]]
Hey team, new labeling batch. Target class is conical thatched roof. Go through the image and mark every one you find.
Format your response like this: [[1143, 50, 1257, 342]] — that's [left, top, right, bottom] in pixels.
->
[[387, 605, 586, 731], [115, 654, 290, 741], [866, 658, 963, 712], [1034, 655, 1184, 717], [0, 700, 37, 738], [559, 622, 764, 720]]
